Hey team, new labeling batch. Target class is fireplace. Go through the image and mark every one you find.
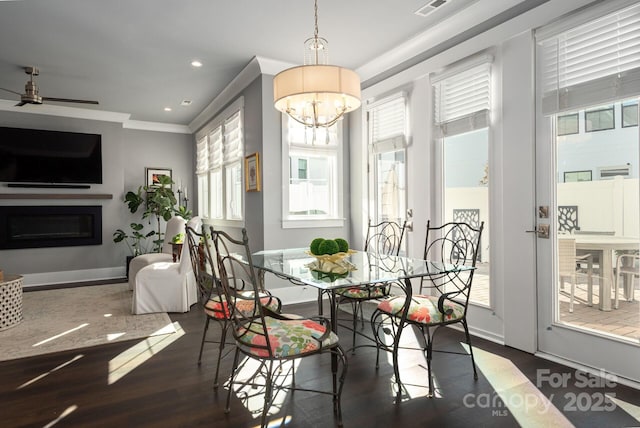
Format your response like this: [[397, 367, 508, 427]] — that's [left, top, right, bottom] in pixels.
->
[[0, 206, 102, 249]]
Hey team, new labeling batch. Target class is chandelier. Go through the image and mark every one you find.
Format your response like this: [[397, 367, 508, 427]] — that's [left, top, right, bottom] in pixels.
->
[[273, 0, 361, 128]]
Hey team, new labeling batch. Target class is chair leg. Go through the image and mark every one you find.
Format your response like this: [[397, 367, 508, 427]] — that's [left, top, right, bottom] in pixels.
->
[[197, 317, 211, 365], [569, 278, 575, 313], [260, 360, 275, 428], [615, 271, 620, 309], [213, 319, 229, 388], [334, 345, 348, 427], [352, 301, 359, 352], [424, 326, 434, 398], [392, 319, 407, 402], [225, 347, 241, 414], [462, 319, 478, 381]]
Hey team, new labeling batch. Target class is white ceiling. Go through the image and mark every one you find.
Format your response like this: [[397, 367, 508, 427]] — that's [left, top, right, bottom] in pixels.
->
[[0, 0, 537, 128]]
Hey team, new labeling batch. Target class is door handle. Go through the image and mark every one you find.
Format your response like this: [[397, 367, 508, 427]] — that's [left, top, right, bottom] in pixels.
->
[[525, 224, 549, 238]]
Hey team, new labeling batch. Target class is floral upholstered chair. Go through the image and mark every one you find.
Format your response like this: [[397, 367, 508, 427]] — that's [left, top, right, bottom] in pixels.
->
[[212, 228, 347, 428], [185, 224, 282, 388], [336, 219, 407, 349], [371, 220, 484, 399]]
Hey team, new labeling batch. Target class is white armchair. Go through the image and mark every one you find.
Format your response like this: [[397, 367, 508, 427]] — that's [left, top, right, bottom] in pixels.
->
[[132, 217, 202, 314], [128, 216, 186, 290]]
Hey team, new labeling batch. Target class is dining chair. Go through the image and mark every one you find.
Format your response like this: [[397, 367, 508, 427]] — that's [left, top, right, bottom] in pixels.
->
[[371, 220, 483, 399], [212, 228, 347, 427], [185, 224, 282, 388], [614, 253, 639, 309], [336, 219, 407, 349], [558, 238, 594, 313]]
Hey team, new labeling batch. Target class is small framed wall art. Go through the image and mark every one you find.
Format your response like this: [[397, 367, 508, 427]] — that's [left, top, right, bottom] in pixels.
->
[[245, 153, 261, 192], [145, 167, 172, 190]]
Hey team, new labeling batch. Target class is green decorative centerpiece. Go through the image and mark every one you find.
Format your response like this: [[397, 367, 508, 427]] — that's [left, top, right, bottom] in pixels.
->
[[306, 237, 356, 280]]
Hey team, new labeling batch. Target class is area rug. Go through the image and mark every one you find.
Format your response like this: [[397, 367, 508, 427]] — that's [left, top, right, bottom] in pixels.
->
[[0, 283, 176, 362]]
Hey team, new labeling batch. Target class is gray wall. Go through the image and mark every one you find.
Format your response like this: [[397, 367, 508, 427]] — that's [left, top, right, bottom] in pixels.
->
[[0, 111, 194, 286]]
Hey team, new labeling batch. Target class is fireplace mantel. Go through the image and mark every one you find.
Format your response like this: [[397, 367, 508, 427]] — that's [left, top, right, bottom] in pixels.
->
[[0, 193, 112, 200]]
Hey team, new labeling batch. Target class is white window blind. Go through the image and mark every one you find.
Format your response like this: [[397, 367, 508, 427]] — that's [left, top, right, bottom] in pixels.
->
[[433, 61, 491, 138], [223, 110, 243, 164], [368, 94, 407, 154], [195, 136, 208, 174], [537, 1, 640, 115], [208, 127, 222, 169]]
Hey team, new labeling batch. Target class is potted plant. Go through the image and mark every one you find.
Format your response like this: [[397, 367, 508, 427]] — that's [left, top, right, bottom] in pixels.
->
[[113, 223, 156, 278], [114, 174, 192, 257], [170, 232, 185, 262]]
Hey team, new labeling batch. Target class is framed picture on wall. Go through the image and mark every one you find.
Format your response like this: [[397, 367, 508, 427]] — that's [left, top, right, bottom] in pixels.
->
[[145, 167, 172, 190], [245, 153, 260, 192]]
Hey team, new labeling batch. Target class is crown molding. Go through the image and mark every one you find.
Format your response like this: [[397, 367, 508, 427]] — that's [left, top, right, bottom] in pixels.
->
[[356, 0, 540, 83], [188, 57, 262, 133], [0, 98, 130, 122], [255, 56, 297, 76], [123, 120, 191, 134], [0, 99, 191, 134]]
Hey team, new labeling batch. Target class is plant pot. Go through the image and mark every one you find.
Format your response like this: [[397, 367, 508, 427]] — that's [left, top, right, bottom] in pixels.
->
[[126, 255, 135, 279], [172, 243, 183, 262]]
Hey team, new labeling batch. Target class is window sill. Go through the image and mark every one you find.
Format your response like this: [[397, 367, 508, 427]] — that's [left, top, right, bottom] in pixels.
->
[[282, 218, 345, 229], [206, 218, 245, 229]]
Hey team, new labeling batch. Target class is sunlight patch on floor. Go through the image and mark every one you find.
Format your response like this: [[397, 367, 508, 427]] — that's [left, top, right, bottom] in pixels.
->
[[43, 404, 77, 428], [380, 323, 441, 400], [32, 323, 89, 347], [18, 354, 84, 390], [606, 394, 640, 422], [108, 322, 184, 385], [107, 333, 126, 341], [229, 356, 300, 421], [467, 344, 574, 428]]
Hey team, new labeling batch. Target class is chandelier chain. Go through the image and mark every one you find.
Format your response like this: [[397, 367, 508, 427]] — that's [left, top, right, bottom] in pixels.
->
[[314, 0, 319, 40]]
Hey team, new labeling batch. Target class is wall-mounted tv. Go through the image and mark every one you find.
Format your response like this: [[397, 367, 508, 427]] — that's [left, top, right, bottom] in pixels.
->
[[0, 126, 102, 184]]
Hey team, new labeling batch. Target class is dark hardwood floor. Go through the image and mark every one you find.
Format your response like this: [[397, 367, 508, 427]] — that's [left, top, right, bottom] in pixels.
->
[[1, 296, 639, 428]]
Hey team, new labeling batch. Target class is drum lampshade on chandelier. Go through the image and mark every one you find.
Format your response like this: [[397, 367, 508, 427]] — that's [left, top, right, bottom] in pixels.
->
[[273, 0, 361, 128]]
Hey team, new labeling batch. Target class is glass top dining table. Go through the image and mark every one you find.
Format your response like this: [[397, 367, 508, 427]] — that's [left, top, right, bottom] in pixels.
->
[[251, 248, 474, 291]]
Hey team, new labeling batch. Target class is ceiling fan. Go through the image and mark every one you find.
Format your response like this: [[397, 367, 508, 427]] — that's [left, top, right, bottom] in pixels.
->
[[0, 66, 99, 107]]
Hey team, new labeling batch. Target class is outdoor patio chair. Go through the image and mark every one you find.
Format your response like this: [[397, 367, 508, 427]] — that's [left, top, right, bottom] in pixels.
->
[[558, 238, 594, 313], [614, 253, 639, 309]]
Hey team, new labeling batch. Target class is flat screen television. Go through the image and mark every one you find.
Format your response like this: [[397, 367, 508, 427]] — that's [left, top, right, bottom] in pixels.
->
[[0, 126, 102, 184]]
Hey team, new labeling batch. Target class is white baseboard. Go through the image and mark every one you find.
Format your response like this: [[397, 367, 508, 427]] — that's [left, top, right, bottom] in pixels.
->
[[269, 285, 320, 306], [22, 267, 126, 287], [535, 351, 640, 390]]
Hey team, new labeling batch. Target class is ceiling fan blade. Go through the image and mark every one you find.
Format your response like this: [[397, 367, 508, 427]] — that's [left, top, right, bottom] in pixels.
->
[[42, 96, 99, 105], [15, 101, 27, 107], [1, 87, 22, 96]]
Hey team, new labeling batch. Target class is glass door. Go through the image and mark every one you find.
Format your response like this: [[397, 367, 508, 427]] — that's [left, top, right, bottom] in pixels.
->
[[535, 1, 640, 382]]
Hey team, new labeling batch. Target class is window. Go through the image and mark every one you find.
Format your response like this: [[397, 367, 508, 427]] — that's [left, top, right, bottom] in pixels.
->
[[367, 93, 408, 227], [433, 57, 492, 307], [195, 97, 244, 223], [599, 165, 631, 179], [564, 170, 592, 182], [195, 136, 209, 218], [282, 116, 343, 227], [622, 101, 638, 128], [585, 105, 614, 132], [557, 113, 578, 136]]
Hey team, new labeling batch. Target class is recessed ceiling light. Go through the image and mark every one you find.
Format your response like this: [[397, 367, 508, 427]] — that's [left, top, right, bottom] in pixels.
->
[[164, 107, 172, 112], [180, 100, 192, 106], [191, 60, 203, 68]]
